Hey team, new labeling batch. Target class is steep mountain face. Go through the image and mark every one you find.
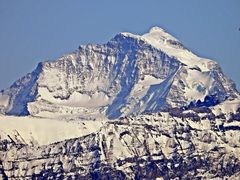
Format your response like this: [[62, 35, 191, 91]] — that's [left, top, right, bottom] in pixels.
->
[[0, 27, 238, 119]]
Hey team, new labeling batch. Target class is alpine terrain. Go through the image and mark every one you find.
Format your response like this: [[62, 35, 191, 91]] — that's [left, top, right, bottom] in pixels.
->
[[0, 27, 240, 179]]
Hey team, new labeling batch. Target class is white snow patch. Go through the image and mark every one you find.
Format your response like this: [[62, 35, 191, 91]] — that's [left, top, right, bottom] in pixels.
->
[[184, 70, 213, 101], [142, 28, 214, 71], [131, 76, 164, 98], [0, 115, 105, 145], [121, 27, 216, 72], [38, 87, 111, 108], [139, 75, 164, 86], [212, 98, 240, 117]]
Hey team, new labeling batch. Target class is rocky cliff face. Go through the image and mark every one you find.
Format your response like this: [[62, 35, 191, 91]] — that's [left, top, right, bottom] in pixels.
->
[[0, 27, 238, 119], [1, 109, 240, 179]]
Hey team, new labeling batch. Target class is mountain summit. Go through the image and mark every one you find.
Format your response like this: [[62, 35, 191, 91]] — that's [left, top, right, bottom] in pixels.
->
[[0, 27, 239, 119], [0, 27, 240, 179]]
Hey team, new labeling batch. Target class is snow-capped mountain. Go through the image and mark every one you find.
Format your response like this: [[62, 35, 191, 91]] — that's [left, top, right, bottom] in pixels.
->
[[0, 26, 240, 179], [0, 27, 238, 120]]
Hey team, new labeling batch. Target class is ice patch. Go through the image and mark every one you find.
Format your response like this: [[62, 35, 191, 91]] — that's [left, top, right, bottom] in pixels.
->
[[38, 87, 111, 108]]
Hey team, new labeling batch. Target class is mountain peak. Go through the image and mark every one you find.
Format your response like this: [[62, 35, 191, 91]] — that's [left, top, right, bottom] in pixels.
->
[[149, 26, 166, 33], [115, 26, 179, 43], [144, 26, 180, 43]]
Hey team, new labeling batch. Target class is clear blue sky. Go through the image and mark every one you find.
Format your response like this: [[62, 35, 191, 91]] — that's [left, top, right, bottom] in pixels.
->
[[0, 0, 239, 90]]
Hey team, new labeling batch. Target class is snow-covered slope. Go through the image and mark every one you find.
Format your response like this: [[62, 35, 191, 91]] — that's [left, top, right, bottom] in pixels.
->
[[1, 111, 240, 179], [0, 27, 238, 120], [0, 115, 105, 145]]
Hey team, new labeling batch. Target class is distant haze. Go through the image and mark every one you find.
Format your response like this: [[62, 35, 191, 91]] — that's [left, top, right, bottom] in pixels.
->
[[0, 0, 239, 90]]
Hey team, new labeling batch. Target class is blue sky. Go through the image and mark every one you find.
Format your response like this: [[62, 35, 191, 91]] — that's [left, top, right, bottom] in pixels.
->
[[0, 0, 239, 90]]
